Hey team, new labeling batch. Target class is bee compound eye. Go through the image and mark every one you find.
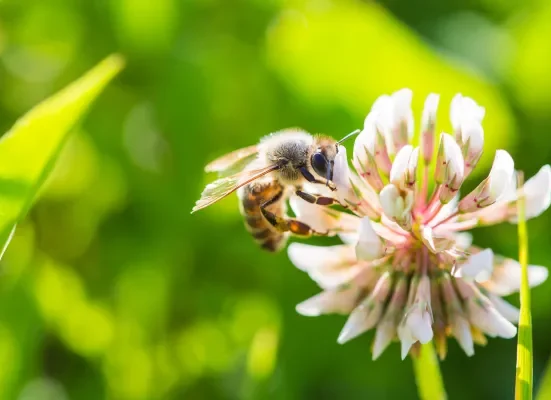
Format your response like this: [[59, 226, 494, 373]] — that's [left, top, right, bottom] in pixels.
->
[[311, 152, 328, 178]]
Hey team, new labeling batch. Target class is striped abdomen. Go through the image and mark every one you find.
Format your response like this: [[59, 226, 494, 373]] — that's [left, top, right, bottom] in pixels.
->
[[238, 179, 288, 252]]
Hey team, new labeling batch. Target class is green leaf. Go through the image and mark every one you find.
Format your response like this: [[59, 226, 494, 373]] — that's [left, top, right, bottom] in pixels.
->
[[0, 54, 125, 255], [516, 173, 533, 400], [412, 342, 447, 400]]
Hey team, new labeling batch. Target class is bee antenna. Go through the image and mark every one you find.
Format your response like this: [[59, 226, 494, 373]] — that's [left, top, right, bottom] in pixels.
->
[[336, 129, 361, 146]]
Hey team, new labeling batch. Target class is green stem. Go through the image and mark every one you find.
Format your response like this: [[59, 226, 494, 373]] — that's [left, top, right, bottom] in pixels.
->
[[515, 172, 533, 400], [412, 342, 447, 400]]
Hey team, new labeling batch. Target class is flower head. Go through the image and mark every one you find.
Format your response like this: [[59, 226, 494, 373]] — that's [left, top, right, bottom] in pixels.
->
[[288, 89, 550, 360]]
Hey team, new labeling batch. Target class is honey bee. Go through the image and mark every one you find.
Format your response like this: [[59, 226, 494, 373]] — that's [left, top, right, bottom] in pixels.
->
[[192, 128, 358, 252]]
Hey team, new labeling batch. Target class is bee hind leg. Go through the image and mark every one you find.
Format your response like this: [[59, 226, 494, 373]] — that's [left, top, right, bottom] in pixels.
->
[[295, 190, 339, 206], [260, 191, 328, 237]]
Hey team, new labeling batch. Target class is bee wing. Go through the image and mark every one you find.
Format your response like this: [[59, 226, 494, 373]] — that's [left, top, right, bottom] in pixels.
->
[[205, 145, 259, 176], [192, 164, 279, 213]]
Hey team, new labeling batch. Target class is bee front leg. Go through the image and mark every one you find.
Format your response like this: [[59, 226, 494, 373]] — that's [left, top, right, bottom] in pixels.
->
[[299, 166, 336, 191], [260, 192, 328, 238]]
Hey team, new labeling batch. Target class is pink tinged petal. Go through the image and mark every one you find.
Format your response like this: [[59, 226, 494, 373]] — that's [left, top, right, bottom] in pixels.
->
[[434, 133, 465, 203], [459, 150, 515, 212], [371, 217, 409, 244], [421, 93, 439, 164], [296, 287, 361, 316], [421, 227, 454, 253], [473, 201, 511, 226], [353, 135, 384, 193], [372, 276, 408, 360], [510, 164, 551, 222], [456, 249, 494, 280], [337, 272, 392, 344], [397, 274, 419, 359], [488, 293, 520, 323], [430, 193, 459, 227], [287, 243, 359, 289], [441, 275, 474, 355], [355, 217, 384, 261], [481, 258, 548, 296]]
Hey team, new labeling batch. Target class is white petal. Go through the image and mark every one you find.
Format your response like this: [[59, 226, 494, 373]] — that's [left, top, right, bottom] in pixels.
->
[[421, 94, 439, 165], [337, 301, 383, 344], [355, 217, 383, 261], [459, 249, 494, 280], [290, 195, 360, 233], [288, 243, 360, 289], [296, 288, 360, 316], [339, 232, 358, 245], [397, 323, 415, 360], [391, 88, 413, 119], [451, 94, 485, 133], [422, 93, 439, 130], [482, 259, 548, 296], [406, 310, 434, 344], [488, 294, 520, 323], [337, 272, 392, 344], [435, 133, 464, 188], [450, 94, 463, 132], [372, 319, 396, 360], [379, 184, 400, 219], [522, 164, 551, 220], [467, 300, 517, 338], [451, 315, 475, 356], [421, 227, 454, 253], [354, 118, 376, 163], [390, 145, 414, 186], [488, 150, 515, 201], [454, 232, 473, 250], [332, 146, 352, 204], [461, 119, 484, 153]]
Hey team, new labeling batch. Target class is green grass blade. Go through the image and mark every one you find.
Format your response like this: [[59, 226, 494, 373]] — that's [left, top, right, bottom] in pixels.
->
[[536, 360, 551, 400], [412, 342, 447, 400], [0, 54, 124, 256], [515, 173, 533, 400]]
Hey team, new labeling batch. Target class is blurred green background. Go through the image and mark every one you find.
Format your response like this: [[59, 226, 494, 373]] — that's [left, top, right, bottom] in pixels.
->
[[0, 0, 551, 399]]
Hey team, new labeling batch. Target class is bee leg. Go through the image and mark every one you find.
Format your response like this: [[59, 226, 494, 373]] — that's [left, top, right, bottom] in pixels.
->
[[260, 191, 328, 237], [299, 166, 336, 191], [295, 190, 339, 206]]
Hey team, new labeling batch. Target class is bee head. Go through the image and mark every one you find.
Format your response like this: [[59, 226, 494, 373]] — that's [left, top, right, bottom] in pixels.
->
[[310, 137, 338, 183]]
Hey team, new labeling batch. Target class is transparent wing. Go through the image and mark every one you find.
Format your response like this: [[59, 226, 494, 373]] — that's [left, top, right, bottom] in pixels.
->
[[205, 145, 259, 176], [192, 164, 279, 213]]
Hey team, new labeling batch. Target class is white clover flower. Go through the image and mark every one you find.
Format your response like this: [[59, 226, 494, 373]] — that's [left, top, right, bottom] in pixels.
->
[[287, 89, 550, 360]]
